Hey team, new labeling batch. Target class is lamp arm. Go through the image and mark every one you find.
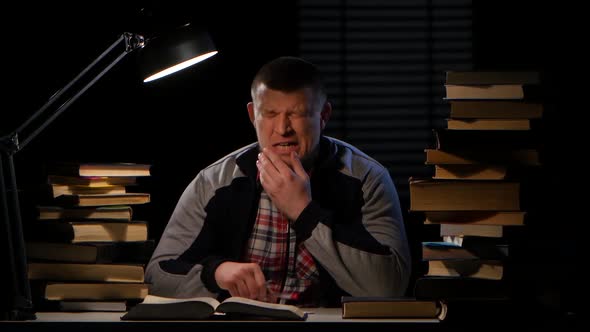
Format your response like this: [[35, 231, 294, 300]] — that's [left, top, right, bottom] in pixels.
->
[[1, 32, 145, 155]]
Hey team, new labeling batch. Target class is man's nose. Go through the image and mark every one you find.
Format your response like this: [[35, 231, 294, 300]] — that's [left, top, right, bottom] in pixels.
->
[[275, 113, 292, 135]]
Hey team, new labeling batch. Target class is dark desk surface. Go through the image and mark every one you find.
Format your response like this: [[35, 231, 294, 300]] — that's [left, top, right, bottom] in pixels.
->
[[1, 308, 443, 332], [1, 306, 577, 332], [28, 308, 440, 323]]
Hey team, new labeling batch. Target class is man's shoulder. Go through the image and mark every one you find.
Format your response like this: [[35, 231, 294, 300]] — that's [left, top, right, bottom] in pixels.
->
[[202, 142, 258, 172], [324, 136, 386, 172]]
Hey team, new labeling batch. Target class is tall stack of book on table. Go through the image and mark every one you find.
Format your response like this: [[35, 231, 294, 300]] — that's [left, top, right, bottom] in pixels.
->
[[409, 71, 543, 306], [25, 162, 155, 312]]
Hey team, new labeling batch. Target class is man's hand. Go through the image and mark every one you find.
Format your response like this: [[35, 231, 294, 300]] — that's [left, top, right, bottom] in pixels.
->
[[257, 148, 311, 221], [215, 262, 268, 300]]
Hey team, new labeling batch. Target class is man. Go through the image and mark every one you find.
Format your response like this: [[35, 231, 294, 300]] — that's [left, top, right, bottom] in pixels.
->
[[145, 56, 411, 306]]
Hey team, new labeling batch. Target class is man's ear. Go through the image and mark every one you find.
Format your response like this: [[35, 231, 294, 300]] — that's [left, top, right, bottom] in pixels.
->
[[320, 102, 332, 130], [247, 102, 255, 124]]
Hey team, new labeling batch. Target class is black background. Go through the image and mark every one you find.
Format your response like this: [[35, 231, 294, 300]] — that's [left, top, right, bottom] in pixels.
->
[[2, 0, 581, 317]]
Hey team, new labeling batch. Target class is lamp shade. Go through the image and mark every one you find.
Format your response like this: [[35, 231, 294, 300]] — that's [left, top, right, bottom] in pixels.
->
[[140, 23, 217, 83]]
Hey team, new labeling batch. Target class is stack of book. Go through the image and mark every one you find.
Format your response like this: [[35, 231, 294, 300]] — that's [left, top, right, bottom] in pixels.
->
[[409, 71, 543, 302], [25, 162, 154, 312]]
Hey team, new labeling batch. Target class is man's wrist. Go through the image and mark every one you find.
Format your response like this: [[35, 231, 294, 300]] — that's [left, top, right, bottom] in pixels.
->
[[288, 198, 312, 222], [200, 256, 232, 293]]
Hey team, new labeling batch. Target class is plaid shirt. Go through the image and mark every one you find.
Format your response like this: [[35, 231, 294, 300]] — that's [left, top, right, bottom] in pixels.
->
[[243, 190, 319, 304]]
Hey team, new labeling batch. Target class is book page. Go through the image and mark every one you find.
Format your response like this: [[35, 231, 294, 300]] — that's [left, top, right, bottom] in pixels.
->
[[219, 297, 306, 319], [141, 295, 220, 308]]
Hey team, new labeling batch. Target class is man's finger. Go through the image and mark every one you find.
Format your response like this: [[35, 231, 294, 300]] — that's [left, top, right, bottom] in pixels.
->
[[251, 266, 267, 301], [258, 153, 281, 180], [236, 279, 251, 299], [290, 152, 308, 179], [228, 285, 239, 297], [262, 148, 292, 174], [257, 159, 278, 189]]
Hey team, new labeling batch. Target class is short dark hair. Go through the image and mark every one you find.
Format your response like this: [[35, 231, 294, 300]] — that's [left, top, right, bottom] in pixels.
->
[[250, 56, 327, 99]]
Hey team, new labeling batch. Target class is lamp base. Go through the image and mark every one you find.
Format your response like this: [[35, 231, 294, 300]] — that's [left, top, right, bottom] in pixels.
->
[[1, 309, 37, 321]]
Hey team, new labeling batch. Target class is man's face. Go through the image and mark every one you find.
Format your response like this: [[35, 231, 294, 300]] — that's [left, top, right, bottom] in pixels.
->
[[247, 84, 330, 169]]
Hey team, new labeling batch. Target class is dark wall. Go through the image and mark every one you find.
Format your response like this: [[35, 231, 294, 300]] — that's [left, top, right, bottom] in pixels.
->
[[473, 1, 580, 315]]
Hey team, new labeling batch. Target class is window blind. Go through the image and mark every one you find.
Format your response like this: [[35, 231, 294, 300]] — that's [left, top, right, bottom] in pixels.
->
[[297, 0, 473, 208]]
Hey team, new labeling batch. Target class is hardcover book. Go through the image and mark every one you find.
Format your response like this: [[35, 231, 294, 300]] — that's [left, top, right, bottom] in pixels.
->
[[424, 148, 541, 166], [423, 210, 526, 226], [425, 259, 503, 280], [48, 162, 151, 177], [341, 296, 447, 320], [26, 221, 148, 243], [433, 164, 508, 180], [422, 242, 507, 261], [47, 175, 138, 187], [32, 298, 136, 313], [446, 118, 531, 131], [37, 205, 133, 221], [33, 282, 149, 301], [58, 301, 128, 312], [26, 240, 155, 263], [54, 193, 150, 207], [48, 184, 127, 198], [409, 178, 520, 211], [434, 129, 538, 151], [444, 84, 538, 100], [28, 262, 145, 283], [445, 71, 540, 85], [121, 295, 308, 321], [448, 101, 543, 119]]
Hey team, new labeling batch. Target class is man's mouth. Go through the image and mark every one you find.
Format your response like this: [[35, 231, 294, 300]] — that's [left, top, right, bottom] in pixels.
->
[[272, 142, 298, 152]]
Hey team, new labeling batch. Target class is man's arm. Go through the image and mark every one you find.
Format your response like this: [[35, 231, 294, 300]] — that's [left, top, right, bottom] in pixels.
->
[[294, 167, 411, 297], [258, 148, 411, 297], [144, 173, 220, 298]]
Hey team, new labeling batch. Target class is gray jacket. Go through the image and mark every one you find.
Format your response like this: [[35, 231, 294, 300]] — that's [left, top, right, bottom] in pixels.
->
[[145, 136, 411, 306]]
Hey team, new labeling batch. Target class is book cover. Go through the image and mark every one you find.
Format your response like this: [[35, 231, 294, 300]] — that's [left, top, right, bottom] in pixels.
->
[[26, 221, 148, 243], [341, 296, 447, 320], [48, 184, 127, 198], [48, 162, 151, 177], [433, 164, 509, 180], [422, 242, 508, 261], [58, 301, 128, 312], [54, 193, 150, 207], [423, 210, 526, 226], [425, 259, 504, 280], [26, 240, 155, 263], [409, 178, 520, 211], [446, 118, 532, 131], [34, 300, 130, 312], [444, 84, 540, 100], [424, 148, 541, 166], [47, 175, 138, 187], [439, 224, 504, 238], [27, 262, 145, 283], [35, 282, 149, 301], [37, 205, 133, 221], [121, 295, 308, 321], [434, 129, 539, 151], [445, 71, 540, 85], [449, 101, 543, 119]]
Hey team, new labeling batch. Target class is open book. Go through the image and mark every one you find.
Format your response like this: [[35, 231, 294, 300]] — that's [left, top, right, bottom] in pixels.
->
[[121, 295, 307, 321]]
